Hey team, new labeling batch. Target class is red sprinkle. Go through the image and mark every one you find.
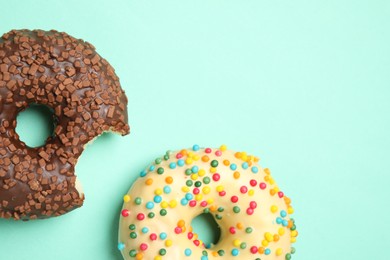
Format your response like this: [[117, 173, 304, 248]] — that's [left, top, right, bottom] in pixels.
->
[[231, 196, 239, 203], [187, 232, 194, 239], [193, 240, 200, 246], [240, 186, 248, 194], [137, 213, 145, 221], [249, 201, 257, 209], [250, 179, 257, 187], [150, 233, 157, 241], [176, 153, 183, 159], [250, 246, 258, 254], [278, 191, 284, 198], [246, 208, 254, 215], [200, 201, 207, 207], [259, 182, 267, 190], [212, 173, 220, 181], [193, 188, 200, 195], [229, 227, 236, 234], [121, 209, 129, 217], [219, 191, 226, 196], [140, 243, 148, 251], [175, 227, 182, 234], [189, 200, 197, 207], [215, 150, 222, 156], [205, 148, 212, 154]]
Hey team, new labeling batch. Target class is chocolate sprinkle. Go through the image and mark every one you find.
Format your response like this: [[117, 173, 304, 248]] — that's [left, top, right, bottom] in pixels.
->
[[0, 29, 130, 220]]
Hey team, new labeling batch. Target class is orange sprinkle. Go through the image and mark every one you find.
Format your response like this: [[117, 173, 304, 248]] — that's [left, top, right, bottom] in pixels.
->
[[270, 189, 276, 196], [180, 149, 188, 156], [145, 178, 153, 185], [223, 159, 230, 166], [233, 171, 240, 179], [201, 155, 210, 162], [212, 251, 218, 257], [258, 247, 265, 254], [209, 205, 218, 212], [136, 253, 143, 260], [235, 152, 242, 159], [236, 222, 244, 230], [287, 220, 294, 229], [254, 156, 260, 162], [165, 176, 173, 184], [273, 234, 280, 242], [177, 219, 185, 227], [264, 168, 271, 175]]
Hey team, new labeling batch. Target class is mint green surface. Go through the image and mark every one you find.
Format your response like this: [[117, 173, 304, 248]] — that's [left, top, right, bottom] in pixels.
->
[[1, 1, 390, 259]]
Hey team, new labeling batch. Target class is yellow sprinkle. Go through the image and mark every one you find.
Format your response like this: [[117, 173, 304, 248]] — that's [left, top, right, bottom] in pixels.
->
[[188, 152, 194, 158], [210, 167, 217, 173], [216, 185, 224, 192], [202, 186, 211, 194], [195, 194, 203, 201], [160, 201, 168, 208], [264, 168, 271, 175], [165, 239, 173, 247], [145, 178, 153, 185], [206, 198, 214, 204], [123, 195, 131, 203], [276, 248, 283, 256], [182, 186, 190, 192], [261, 240, 268, 247], [233, 171, 240, 179], [193, 155, 200, 161], [287, 206, 294, 214], [191, 174, 198, 180], [291, 230, 298, 237], [271, 205, 278, 213], [248, 189, 255, 196], [220, 144, 227, 151], [154, 256, 162, 260], [291, 237, 297, 243], [278, 227, 285, 236], [198, 169, 206, 177], [241, 152, 248, 161], [233, 239, 241, 247], [265, 232, 273, 242], [223, 159, 230, 166], [154, 188, 163, 195], [169, 200, 177, 208], [254, 156, 260, 162], [185, 158, 193, 165]]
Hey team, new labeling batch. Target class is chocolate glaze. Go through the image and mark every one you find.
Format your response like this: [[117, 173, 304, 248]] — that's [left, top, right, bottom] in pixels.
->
[[0, 30, 129, 220]]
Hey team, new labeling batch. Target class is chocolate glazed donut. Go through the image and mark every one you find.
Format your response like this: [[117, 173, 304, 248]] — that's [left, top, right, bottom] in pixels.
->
[[0, 30, 129, 220]]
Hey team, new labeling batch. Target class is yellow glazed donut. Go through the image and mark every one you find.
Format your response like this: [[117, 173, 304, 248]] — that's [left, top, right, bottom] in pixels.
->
[[118, 145, 298, 260]]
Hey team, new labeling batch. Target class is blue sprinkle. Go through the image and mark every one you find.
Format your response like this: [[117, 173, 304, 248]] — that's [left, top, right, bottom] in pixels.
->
[[163, 186, 171, 194], [184, 248, 192, 256], [230, 163, 237, 170], [141, 227, 149, 233], [177, 159, 185, 166], [282, 220, 289, 226], [242, 162, 249, 169], [191, 166, 199, 173], [192, 144, 200, 151], [149, 165, 155, 171], [231, 248, 239, 256], [117, 242, 125, 251], [159, 232, 167, 240], [181, 198, 188, 205], [201, 256, 208, 260], [276, 217, 283, 224], [154, 195, 162, 203], [265, 248, 271, 255], [140, 170, 147, 177], [169, 162, 177, 169], [146, 201, 154, 209], [185, 193, 193, 200], [280, 210, 287, 218], [251, 166, 258, 173]]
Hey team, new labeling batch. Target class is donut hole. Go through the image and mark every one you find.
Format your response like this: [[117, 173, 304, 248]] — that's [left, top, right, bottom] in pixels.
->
[[191, 213, 221, 247], [16, 104, 56, 148]]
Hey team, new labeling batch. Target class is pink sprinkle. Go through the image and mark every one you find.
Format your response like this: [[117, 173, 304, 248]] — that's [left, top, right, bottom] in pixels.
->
[[205, 148, 212, 154], [250, 246, 258, 254], [150, 233, 157, 241], [249, 201, 257, 209], [189, 200, 197, 207], [229, 227, 236, 234], [246, 208, 254, 215], [250, 179, 257, 187], [176, 153, 183, 159], [219, 191, 226, 196], [187, 232, 194, 239], [278, 191, 284, 198], [140, 243, 148, 251], [121, 209, 129, 217], [215, 150, 222, 156], [231, 196, 239, 203], [175, 227, 182, 234], [193, 188, 200, 195], [200, 201, 207, 207], [193, 240, 200, 246], [212, 173, 220, 181], [240, 186, 248, 194], [137, 213, 145, 221], [259, 182, 267, 190]]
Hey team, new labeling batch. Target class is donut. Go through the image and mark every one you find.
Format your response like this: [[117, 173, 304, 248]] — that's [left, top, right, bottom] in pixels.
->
[[118, 145, 298, 260], [0, 29, 129, 220]]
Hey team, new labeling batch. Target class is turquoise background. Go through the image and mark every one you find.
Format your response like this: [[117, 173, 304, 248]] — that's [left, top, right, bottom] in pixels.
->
[[1, 0, 390, 259]]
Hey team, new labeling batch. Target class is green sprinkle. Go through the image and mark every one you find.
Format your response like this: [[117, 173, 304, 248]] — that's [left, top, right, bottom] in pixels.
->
[[130, 232, 137, 239], [134, 197, 142, 205], [203, 208, 210, 214], [218, 250, 225, 256], [291, 247, 296, 254], [185, 169, 192, 175], [129, 224, 136, 230], [202, 250, 208, 256], [148, 212, 155, 218], [215, 214, 222, 220], [157, 167, 164, 174], [233, 206, 240, 213], [155, 158, 162, 164], [210, 160, 218, 167], [186, 180, 193, 187], [203, 177, 210, 184], [245, 227, 253, 233], [163, 154, 169, 160], [217, 207, 224, 212], [240, 242, 247, 249], [129, 249, 137, 257], [159, 249, 166, 256], [160, 209, 167, 216], [195, 181, 202, 187], [291, 224, 296, 231], [285, 253, 292, 260]]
